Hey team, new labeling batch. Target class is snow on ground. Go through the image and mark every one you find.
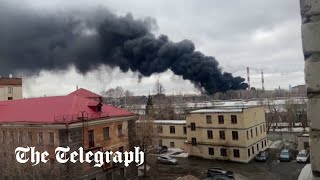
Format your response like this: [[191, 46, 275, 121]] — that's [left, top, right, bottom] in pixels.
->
[[269, 140, 284, 149], [162, 148, 189, 158], [269, 127, 309, 132]]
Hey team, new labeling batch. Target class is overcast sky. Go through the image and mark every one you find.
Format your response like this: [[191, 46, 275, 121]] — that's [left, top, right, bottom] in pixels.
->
[[7, 0, 304, 97]]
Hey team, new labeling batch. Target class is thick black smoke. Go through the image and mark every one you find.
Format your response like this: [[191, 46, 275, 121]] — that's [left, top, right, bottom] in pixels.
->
[[0, 2, 248, 94]]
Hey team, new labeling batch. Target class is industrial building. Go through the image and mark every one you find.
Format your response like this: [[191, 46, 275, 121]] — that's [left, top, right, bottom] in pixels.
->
[[0, 88, 138, 180], [185, 107, 267, 163], [0, 76, 22, 101]]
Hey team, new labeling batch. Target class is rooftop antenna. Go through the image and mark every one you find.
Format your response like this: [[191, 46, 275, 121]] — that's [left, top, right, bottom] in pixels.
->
[[247, 67, 251, 90]]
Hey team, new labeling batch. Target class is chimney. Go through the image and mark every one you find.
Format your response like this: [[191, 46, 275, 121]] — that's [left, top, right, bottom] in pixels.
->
[[261, 71, 265, 92], [247, 67, 251, 90]]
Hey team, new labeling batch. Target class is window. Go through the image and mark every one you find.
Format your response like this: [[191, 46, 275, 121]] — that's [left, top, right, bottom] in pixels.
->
[[159, 139, 162, 146], [250, 129, 253, 138], [28, 132, 32, 144], [263, 124, 266, 132], [49, 132, 54, 145], [246, 131, 249, 140], [2, 131, 6, 143], [208, 148, 214, 155], [206, 115, 212, 124], [252, 146, 254, 154], [261, 141, 264, 148], [260, 125, 262, 134], [103, 127, 110, 140], [18, 131, 23, 144], [97, 105, 102, 112], [88, 130, 95, 148], [38, 132, 43, 145], [231, 115, 237, 124], [8, 97, 13, 100], [219, 131, 225, 140], [257, 144, 259, 151], [220, 148, 227, 156], [232, 131, 238, 140], [256, 127, 258, 136], [264, 140, 267, 147], [218, 115, 224, 124], [183, 126, 187, 134], [207, 130, 213, 139], [248, 149, 251, 157], [233, 149, 240, 158], [158, 126, 163, 133], [118, 125, 123, 136], [191, 123, 196, 131], [8, 87, 13, 93], [170, 142, 175, 147], [170, 126, 175, 134], [191, 138, 197, 146], [10, 130, 14, 142]]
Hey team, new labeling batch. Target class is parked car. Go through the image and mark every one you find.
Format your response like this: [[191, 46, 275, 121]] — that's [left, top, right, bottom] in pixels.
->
[[207, 167, 234, 179], [157, 155, 178, 165], [296, 150, 310, 163], [151, 146, 168, 154], [279, 149, 292, 162], [255, 151, 269, 162]]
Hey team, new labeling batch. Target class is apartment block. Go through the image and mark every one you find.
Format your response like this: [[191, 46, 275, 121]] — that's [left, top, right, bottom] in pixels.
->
[[154, 120, 187, 149], [0, 76, 22, 101], [185, 106, 267, 163]]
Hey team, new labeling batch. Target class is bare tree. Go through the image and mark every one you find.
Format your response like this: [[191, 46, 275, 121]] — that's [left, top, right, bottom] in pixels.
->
[[153, 80, 165, 95]]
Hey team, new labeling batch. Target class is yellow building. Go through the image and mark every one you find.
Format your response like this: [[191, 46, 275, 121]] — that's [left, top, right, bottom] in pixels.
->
[[155, 120, 187, 149], [185, 107, 267, 163], [0, 76, 22, 101]]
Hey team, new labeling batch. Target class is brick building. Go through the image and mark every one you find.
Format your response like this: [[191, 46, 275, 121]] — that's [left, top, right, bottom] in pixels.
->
[[0, 89, 138, 180]]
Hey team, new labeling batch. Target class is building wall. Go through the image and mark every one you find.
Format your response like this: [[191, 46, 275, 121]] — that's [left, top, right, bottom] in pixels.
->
[[300, 0, 320, 176], [185, 107, 267, 163], [157, 123, 187, 149], [0, 86, 22, 101], [297, 135, 310, 151]]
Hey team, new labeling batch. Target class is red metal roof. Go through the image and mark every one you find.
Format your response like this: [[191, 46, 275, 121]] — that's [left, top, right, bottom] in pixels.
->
[[0, 93, 134, 124], [68, 88, 101, 98]]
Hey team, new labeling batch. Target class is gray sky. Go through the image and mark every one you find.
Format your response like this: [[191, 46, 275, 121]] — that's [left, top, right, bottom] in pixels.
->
[[13, 0, 304, 97]]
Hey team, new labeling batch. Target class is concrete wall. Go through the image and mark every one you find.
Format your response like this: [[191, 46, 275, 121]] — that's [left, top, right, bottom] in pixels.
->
[[157, 123, 187, 149], [0, 86, 22, 101], [300, 0, 320, 176]]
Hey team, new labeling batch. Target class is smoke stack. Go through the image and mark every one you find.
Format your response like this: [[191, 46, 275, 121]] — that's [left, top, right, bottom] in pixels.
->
[[247, 67, 250, 90], [261, 71, 265, 92]]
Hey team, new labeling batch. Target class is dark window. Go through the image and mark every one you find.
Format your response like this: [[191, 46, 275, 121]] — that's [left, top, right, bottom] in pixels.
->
[[257, 144, 259, 151], [218, 115, 224, 124], [170, 142, 175, 147], [159, 139, 162, 146], [158, 126, 163, 133], [251, 129, 253, 138], [97, 105, 102, 112], [219, 131, 225, 140], [256, 127, 258, 136], [8, 87, 13, 93], [118, 125, 123, 136], [103, 127, 110, 140], [206, 115, 212, 124], [231, 115, 237, 124], [191, 123, 196, 131], [170, 126, 176, 134], [183, 126, 187, 134], [264, 140, 267, 147], [28, 132, 32, 144], [220, 148, 227, 156], [260, 125, 262, 134], [233, 149, 240, 158], [248, 149, 251, 157], [191, 138, 197, 146], [252, 146, 254, 154], [88, 130, 95, 148], [207, 130, 213, 139], [49, 132, 54, 145], [261, 141, 264, 148], [246, 131, 249, 140], [8, 97, 13, 100], [232, 131, 238, 140], [209, 148, 214, 155], [38, 132, 43, 145]]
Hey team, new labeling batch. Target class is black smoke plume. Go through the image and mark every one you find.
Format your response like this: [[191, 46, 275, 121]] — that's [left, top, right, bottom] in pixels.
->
[[0, 2, 248, 94]]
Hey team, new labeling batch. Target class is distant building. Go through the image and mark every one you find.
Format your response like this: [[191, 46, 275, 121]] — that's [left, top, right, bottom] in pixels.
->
[[291, 85, 306, 95], [155, 120, 187, 149], [0, 89, 138, 180], [185, 107, 267, 163], [0, 76, 22, 101]]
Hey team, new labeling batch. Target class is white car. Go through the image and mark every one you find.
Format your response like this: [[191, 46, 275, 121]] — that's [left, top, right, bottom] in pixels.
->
[[296, 150, 309, 163], [157, 155, 178, 165]]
